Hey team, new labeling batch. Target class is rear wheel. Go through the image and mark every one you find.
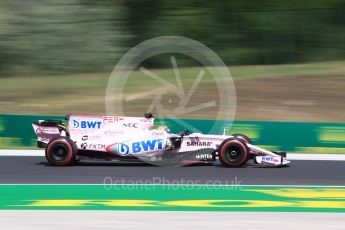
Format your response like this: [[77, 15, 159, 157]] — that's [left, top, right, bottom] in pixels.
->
[[45, 137, 77, 166], [219, 138, 249, 167]]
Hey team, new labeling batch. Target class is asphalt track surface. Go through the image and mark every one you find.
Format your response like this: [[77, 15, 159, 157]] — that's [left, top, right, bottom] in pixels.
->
[[0, 156, 344, 185]]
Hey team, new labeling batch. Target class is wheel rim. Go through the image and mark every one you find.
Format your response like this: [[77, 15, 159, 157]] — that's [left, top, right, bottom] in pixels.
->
[[224, 145, 244, 163], [51, 143, 69, 161]]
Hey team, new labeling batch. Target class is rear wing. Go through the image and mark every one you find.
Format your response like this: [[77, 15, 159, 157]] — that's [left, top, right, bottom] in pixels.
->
[[32, 120, 68, 148]]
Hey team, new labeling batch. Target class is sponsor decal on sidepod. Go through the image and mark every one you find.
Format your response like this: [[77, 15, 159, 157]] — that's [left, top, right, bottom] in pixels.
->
[[123, 123, 138, 128], [195, 153, 213, 160], [72, 120, 102, 129], [103, 116, 123, 124], [106, 139, 164, 156], [187, 141, 212, 147], [81, 143, 106, 150]]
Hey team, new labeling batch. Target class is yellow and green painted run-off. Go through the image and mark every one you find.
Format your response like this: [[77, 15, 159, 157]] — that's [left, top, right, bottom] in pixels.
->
[[1, 185, 345, 212]]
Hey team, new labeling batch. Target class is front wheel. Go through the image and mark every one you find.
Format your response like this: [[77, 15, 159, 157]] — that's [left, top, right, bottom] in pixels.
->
[[231, 134, 252, 144], [45, 137, 77, 166], [218, 138, 249, 167]]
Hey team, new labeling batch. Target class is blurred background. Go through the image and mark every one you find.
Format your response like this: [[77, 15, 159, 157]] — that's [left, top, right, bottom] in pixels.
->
[[1, 0, 344, 122]]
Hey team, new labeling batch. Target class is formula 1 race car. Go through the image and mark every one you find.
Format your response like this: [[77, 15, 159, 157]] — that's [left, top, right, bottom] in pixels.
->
[[32, 113, 290, 167]]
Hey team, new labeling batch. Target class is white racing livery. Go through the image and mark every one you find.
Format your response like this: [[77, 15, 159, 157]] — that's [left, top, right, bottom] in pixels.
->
[[32, 113, 290, 167]]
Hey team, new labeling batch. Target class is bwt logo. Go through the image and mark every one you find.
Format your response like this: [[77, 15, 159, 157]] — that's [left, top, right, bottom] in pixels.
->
[[262, 156, 273, 161], [108, 139, 164, 156], [72, 120, 102, 129], [116, 143, 130, 155], [261, 156, 279, 163]]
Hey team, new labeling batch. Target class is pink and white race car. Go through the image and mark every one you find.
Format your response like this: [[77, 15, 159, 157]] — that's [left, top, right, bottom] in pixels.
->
[[32, 113, 290, 167]]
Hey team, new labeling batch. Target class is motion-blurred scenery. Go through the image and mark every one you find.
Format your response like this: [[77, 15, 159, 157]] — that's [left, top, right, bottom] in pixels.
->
[[1, 0, 344, 122]]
